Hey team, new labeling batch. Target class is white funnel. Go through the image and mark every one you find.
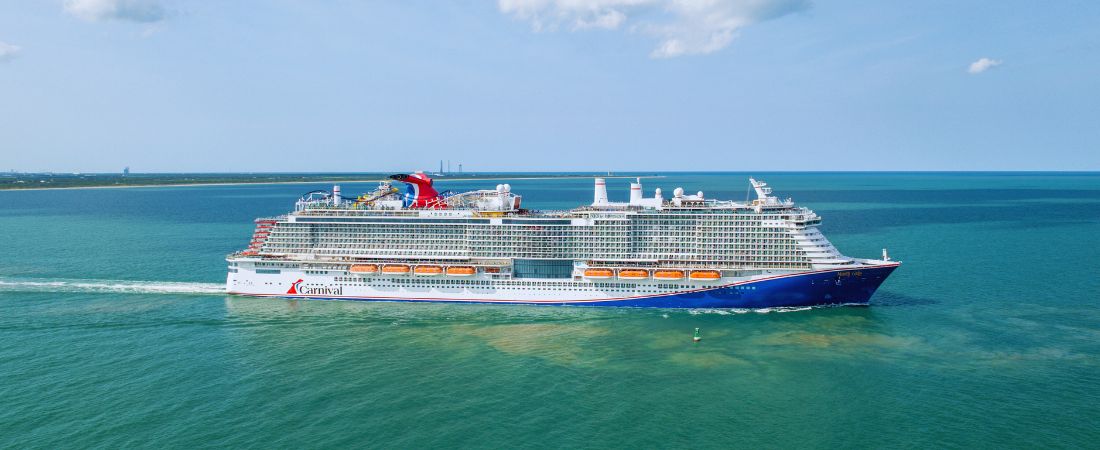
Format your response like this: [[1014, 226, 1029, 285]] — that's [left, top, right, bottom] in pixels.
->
[[629, 178, 643, 205], [333, 185, 342, 206], [593, 178, 608, 206]]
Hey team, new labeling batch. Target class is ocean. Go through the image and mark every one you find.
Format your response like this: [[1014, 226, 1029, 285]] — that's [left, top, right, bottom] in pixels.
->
[[1, 172, 1098, 448]]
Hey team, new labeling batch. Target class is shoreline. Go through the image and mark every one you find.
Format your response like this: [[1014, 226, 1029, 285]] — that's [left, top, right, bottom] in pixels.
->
[[0, 175, 665, 192]]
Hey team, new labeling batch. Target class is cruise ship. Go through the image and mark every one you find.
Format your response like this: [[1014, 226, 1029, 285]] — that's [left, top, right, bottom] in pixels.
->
[[226, 172, 900, 308]]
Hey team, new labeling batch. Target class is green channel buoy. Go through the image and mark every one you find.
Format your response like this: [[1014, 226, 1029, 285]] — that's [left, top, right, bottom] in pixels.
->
[[693, 327, 701, 343]]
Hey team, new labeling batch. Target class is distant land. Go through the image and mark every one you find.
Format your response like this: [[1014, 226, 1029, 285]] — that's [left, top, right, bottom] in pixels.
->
[[0, 172, 661, 191], [4, 171, 1095, 191]]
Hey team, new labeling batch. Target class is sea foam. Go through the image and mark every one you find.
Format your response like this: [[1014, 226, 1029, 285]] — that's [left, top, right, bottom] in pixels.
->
[[0, 278, 224, 295]]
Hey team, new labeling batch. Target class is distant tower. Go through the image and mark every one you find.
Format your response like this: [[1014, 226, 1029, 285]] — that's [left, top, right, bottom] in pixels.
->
[[459, 163, 463, 173], [123, 167, 130, 176]]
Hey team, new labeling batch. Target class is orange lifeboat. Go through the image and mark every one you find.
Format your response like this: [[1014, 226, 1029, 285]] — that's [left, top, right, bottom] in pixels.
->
[[382, 265, 411, 275], [414, 265, 443, 276], [617, 269, 649, 280], [446, 266, 476, 276], [349, 264, 378, 275], [583, 268, 614, 279], [689, 270, 721, 281], [653, 270, 685, 280]]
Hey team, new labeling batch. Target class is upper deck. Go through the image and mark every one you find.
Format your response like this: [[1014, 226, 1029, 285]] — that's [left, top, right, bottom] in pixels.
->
[[230, 175, 862, 271], [292, 175, 819, 224]]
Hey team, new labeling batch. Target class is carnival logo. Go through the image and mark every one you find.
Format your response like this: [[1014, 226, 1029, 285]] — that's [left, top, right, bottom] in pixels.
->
[[287, 279, 343, 296], [287, 279, 304, 294]]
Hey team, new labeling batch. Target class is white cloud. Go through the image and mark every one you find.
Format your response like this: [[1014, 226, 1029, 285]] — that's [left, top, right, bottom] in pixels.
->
[[64, 0, 166, 23], [498, 0, 811, 58], [968, 57, 1002, 74], [575, 9, 627, 30], [0, 41, 20, 62]]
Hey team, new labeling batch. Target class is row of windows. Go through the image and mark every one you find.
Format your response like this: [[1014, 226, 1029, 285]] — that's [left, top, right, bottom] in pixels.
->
[[259, 248, 814, 263], [329, 276, 703, 292]]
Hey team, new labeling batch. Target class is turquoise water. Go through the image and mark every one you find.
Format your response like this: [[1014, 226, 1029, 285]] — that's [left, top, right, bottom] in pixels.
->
[[2, 173, 1099, 448]]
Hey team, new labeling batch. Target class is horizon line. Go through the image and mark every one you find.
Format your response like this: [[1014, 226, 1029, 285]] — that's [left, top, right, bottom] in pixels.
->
[[5, 170, 1100, 175]]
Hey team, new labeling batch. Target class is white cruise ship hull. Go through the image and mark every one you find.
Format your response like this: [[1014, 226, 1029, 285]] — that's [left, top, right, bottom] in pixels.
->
[[227, 262, 899, 308]]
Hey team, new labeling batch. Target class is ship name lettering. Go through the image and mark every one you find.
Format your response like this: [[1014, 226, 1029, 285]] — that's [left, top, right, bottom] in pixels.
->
[[299, 285, 343, 295]]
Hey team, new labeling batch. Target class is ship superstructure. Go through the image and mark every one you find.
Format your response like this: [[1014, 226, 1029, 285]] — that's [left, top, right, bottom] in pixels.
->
[[227, 173, 899, 307]]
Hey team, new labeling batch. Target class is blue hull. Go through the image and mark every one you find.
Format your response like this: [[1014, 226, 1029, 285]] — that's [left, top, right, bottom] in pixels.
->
[[248, 264, 900, 309], [576, 264, 900, 308]]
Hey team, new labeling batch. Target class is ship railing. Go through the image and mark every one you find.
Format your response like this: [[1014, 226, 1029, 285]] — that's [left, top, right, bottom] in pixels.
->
[[582, 260, 810, 270], [295, 205, 504, 215], [301, 257, 513, 268]]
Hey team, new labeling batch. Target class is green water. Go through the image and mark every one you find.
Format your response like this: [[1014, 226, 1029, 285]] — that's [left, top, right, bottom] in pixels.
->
[[2, 173, 1099, 448]]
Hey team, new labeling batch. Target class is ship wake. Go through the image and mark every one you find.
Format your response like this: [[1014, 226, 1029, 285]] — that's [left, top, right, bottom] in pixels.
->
[[0, 277, 224, 295], [687, 304, 865, 315]]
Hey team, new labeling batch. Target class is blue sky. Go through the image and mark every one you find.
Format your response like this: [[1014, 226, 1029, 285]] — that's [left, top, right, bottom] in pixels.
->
[[0, 0, 1097, 172]]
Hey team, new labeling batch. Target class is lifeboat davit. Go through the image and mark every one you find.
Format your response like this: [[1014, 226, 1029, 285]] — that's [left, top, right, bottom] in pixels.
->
[[583, 268, 614, 279], [617, 269, 649, 280], [653, 270, 685, 280], [446, 266, 476, 276], [414, 265, 443, 276], [689, 270, 721, 281], [349, 264, 378, 275], [382, 264, 411, 275]]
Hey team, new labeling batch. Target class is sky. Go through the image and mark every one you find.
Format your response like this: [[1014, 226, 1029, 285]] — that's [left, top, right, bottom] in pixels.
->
[[0, 0, 1098, 173]]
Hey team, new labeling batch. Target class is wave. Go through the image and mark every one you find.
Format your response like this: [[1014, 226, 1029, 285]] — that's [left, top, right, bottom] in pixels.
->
[[688, 305, 820, 315], [0, 277, 224, 295]]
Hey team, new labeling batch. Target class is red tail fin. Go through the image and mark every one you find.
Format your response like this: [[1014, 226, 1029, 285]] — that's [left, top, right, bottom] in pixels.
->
[[389, 172, 445, 208], [287, 279, 303, 294]]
